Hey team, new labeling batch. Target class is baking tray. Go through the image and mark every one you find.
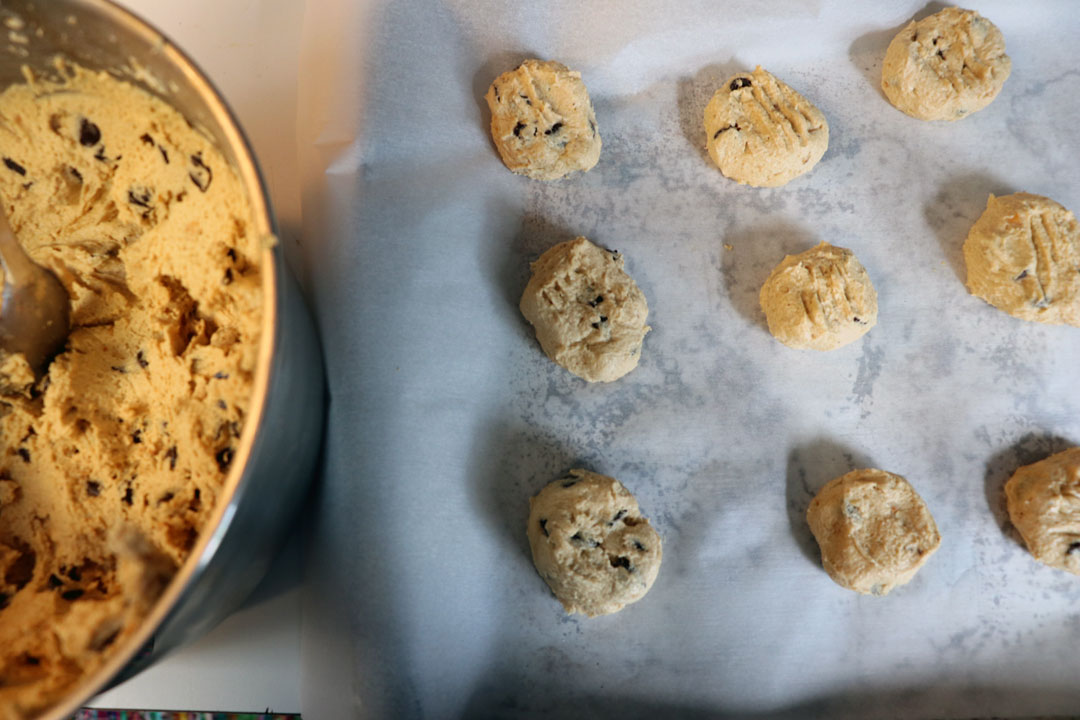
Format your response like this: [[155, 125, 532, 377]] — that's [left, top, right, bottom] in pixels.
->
[[296, 2, 1080, 717]]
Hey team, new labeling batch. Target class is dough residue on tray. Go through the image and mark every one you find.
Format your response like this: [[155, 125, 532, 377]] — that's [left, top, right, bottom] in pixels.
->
[[0, 63, 262, 718]]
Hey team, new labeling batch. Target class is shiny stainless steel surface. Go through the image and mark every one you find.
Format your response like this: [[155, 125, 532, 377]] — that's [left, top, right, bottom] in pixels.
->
[[0, 1, 325, 717], [0, 209, 70, 374]]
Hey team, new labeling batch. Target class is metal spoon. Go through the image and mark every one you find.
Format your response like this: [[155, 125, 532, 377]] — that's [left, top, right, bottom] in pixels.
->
[[0, 209, 70, 374]]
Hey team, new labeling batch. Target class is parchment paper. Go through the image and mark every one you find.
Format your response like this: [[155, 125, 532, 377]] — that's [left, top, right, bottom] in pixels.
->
[[297, 2, 1080, 718]]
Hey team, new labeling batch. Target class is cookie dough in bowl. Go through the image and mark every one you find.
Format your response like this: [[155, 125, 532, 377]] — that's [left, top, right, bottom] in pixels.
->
[[881, 7, 1011, 122], [484, 59, 601, 181], [0, 63, 263, 718], [519, 236, 650, 382], [1005, 447, 1080, 575], [807, 469, 941, 596], [704, 66, 828, 187], [963, 192, 1080, 326], [527, 469, 662, 617], [0, 2, 324, 715], [759, 242, 878, 351]]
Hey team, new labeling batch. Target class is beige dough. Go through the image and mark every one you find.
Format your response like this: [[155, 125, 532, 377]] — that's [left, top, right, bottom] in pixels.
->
[[527, 469, 662, 617], [519, 236, 649, 382], [703, 66, 828, 188], [0, 64, 261, 717], [484, 59, 601, 181], [963, 192, 1080, 326], [807, 469, 941, 596], [1005, 447, 1080, 575], [881, 7, 1011, 122], [759, 242, 878, 351]]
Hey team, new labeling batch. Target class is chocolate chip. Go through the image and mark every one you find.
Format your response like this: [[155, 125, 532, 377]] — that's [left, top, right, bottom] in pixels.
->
[[599, 315, 607, 323], [166, 446, 178, 470], [519, 93, 531, 105], [3, 157, 26, 175], [633, 540, 646, 551], [22, 654, 40, 666], [539, 518, 549, 537], [591, 322, 600, 329], [61, 589, 84, 601], [160, 146, 169, 164], [131, 429, 142, 444], [217, 400, 227, 410], [730, 77, 752, 91], [213, 371, 229, 379], [48, 574, 63, 588], [123, 487, 134, 505], [136, 350, 148, 368], [1067, 542, 1080, 556], [189, 152, 213, 192], [216, 446, 234, 471], [612, 509, 627, 523], [79, 118, 101, 146], [587, 295, 603, 307], [0, 593, 8, 609], [223, 268, 234, 285], [110, 365, 126, 373], [545, 122, 563, 135], [67, 567, 81, 581], [16, 448, 30, 463], [936, 49, 945, 60], [1015, 270, 1028, 281], [512, 121, 525, 137], [140, 133, 154, 146], [86, 481, 101, 497], [610, 556, 632, 571], [128, 187, 152, 208]]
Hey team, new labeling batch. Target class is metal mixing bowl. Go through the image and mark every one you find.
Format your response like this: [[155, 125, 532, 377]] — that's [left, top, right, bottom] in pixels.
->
[[0, 1, 325, 716]]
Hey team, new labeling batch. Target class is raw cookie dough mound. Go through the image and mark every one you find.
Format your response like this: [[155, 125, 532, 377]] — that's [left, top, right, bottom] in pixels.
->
[[484, 59, 601, 180], [881, 7, 1011, 121], [759, 242, 877, 351], [963, 193, 1080, 326], [519, 237, 649, 382], [807, 469, 941, 596], [703, 66, 828, 187], [1005, 447, 1080, 574], [527, 469, 662, 617]]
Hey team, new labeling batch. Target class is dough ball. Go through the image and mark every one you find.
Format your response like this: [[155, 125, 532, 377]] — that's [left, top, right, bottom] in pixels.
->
[[963, 192, 1080, 326], [759, 242, 878, 351], [881, 7, 1010, 121], [1005, 447, 1080, 574], [519, 236, 650, 382], [703, 66, 828, 187], [807, 469, 941, 596], [527, 469, 662, 617], [484, 59, 601, 181]]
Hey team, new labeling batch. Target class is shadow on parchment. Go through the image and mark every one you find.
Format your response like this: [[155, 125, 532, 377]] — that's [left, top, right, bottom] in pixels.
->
[[785, 438, 876, 566], [922, 171, 1016, 286], [459, 676, 1080, 720], [674, 59, 744, 167], [718, 221, 820, 335], [847, 1, 951, 102]]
